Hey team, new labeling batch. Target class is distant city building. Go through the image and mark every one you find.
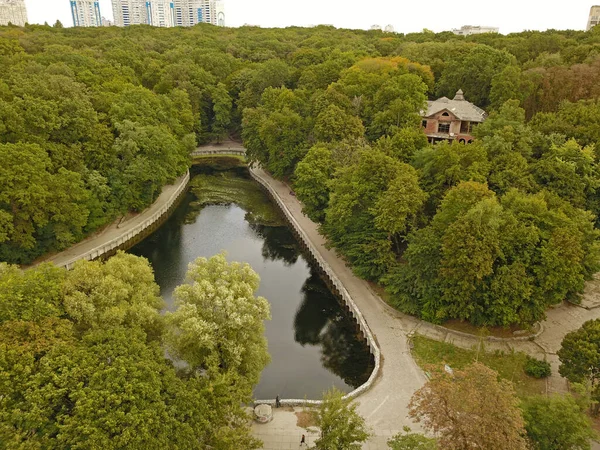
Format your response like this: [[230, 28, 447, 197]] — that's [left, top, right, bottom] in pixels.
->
[[0, 0, 28, 26], [588, 5, 600, 30], [111, 0, 224, 27], [101, 16, 113, 26], [112, 0, 147, 26], [71, 1, 102, 27], [384, 24, 394, 33], [147, 0, 175, 27], [451, 25, 499, 36], [420, 89, 487, 144]]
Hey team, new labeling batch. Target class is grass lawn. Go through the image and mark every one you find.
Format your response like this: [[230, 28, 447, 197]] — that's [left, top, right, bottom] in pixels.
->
[[410, 334, 546, 398]]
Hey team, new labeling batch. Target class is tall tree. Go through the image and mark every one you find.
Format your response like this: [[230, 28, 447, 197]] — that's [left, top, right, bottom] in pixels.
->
[[312, 388, 370, 450], [166, 253, 271, 387], [558, 319, 600, 409], [409, 363, 527, 450], [521, 394, 596, 450], [436, 45, 515, 107]]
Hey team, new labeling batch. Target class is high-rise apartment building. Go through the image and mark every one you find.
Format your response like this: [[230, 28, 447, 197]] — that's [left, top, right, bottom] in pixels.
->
[[201, 0, 225, 27], [147, 0, 175, 27], [112, 0, 223, 27], [588, 5, 600, 30], [0, 0, 28, 26], [71, 1, 103, 27], [112, 0, 147, 26]]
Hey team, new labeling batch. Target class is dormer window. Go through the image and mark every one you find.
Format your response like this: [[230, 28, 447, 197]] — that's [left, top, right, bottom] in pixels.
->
[[441, 112, 450, 117]]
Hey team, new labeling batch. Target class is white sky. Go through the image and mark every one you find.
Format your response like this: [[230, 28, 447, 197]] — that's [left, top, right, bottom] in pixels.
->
[[25, 0, 596, 34]]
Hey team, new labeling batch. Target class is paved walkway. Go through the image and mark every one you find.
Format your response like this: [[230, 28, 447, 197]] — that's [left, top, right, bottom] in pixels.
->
[[249, 165, 600, 449], [250, 167, 428, 449], [29, 147, 600, 448], [32, 172, 189, 269]]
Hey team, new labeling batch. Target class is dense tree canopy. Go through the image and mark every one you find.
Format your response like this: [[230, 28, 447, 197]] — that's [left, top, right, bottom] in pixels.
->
[[2, 20, 600, 323], [0, 253, 268, 449], [521, 394, 596, 450]]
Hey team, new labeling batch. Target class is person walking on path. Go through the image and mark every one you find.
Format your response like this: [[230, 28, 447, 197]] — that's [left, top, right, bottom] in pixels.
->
[[300, 434, 306, 447], [275, 395, 281, 408]]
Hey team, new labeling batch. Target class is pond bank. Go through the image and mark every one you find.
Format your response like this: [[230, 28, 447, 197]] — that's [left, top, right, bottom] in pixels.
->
[[32, 171, 190, 270], [129, 166, 374, 399]]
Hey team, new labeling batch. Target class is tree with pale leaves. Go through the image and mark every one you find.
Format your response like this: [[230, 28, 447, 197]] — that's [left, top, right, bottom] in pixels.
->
[[166, 253, 271, 387], [312, 388, 370, 450]]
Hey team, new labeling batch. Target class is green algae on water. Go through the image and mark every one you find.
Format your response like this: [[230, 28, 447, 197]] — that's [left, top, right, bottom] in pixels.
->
[[188, 171, 285, 227]]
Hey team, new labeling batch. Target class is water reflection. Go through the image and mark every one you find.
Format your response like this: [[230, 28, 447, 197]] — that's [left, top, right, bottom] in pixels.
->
[[130, 172, 373, 399], [295, 269, 375, 388], [249, 222, 299, 266]]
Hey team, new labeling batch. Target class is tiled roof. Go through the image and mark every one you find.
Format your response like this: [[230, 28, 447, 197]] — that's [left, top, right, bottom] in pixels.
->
[[421, 89, 487, 123]]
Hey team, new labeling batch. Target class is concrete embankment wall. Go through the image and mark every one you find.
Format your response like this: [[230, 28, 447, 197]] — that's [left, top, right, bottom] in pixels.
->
[[249, 168, 382, 406], [57, 171, 190, 270]]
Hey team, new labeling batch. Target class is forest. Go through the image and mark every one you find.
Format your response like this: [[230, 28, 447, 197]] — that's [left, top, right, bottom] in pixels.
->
[[2, 24, 600, 327], [2, 21, 600, 448]]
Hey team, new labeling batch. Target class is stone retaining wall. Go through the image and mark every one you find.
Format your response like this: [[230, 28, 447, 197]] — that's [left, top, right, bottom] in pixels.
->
[[249, 167, 382, 407], [57, 171, 190, 270]]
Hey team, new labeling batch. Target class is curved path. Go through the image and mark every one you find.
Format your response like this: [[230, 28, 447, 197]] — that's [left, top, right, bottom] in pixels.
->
[[32, 172, 189, 269], [249, 166, 427, 449], [248, 164, 600, 449]]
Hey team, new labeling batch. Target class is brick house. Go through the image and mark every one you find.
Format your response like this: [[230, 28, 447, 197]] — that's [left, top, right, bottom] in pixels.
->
[[420, 89, 487, 144]]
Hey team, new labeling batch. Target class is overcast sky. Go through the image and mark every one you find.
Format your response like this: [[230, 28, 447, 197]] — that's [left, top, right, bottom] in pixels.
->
[[25, 0, 596, 33]]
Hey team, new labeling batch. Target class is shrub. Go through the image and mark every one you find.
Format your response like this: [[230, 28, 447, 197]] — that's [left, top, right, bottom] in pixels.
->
[[524, 356, 551, 378]]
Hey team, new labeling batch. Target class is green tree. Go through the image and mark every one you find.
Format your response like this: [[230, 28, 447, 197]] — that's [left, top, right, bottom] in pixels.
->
[[0, 263, 65, 323], [313, 104, 365, 142], [294, 144, 336, 222], [0, 142, 89, 263], [412, 140, 490, 213], [166, 253, 271, 386], [312, 388, 370, 450], [63, 252, 164, 337], [521, 394, 596, 449], [489, 65, 534, 111], [372, 166, 427, 246], [375, 127, 429, 163], [388, 427, 437, 450], [436, 45, 515, 107], [558, 319, 600, 409], [211, 82, 233, 142], [324, 149, 420, 280]]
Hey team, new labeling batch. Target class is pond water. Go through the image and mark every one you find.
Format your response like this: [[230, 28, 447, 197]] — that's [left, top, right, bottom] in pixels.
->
[[129, 168, 374, 399]]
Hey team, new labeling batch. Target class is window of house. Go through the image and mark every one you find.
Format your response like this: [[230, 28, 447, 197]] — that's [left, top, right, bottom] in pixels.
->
[[438, 123, 450, 133], [441, 112, 450, 117], [422, 120, 427, 128], [460, 121, 470, 133]]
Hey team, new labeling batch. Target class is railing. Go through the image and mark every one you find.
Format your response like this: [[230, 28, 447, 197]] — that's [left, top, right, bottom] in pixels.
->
[[249, 167, 381, 407], [191, 149, 246, 157], [57, 171, 190, 270]]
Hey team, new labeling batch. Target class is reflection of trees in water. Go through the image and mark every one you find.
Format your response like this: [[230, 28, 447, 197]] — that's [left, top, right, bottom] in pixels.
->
[[320, 318, 374, 388], [294, 269, 374, 388], [248, 222, 299, 266], [131, 192, 193, 261]]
